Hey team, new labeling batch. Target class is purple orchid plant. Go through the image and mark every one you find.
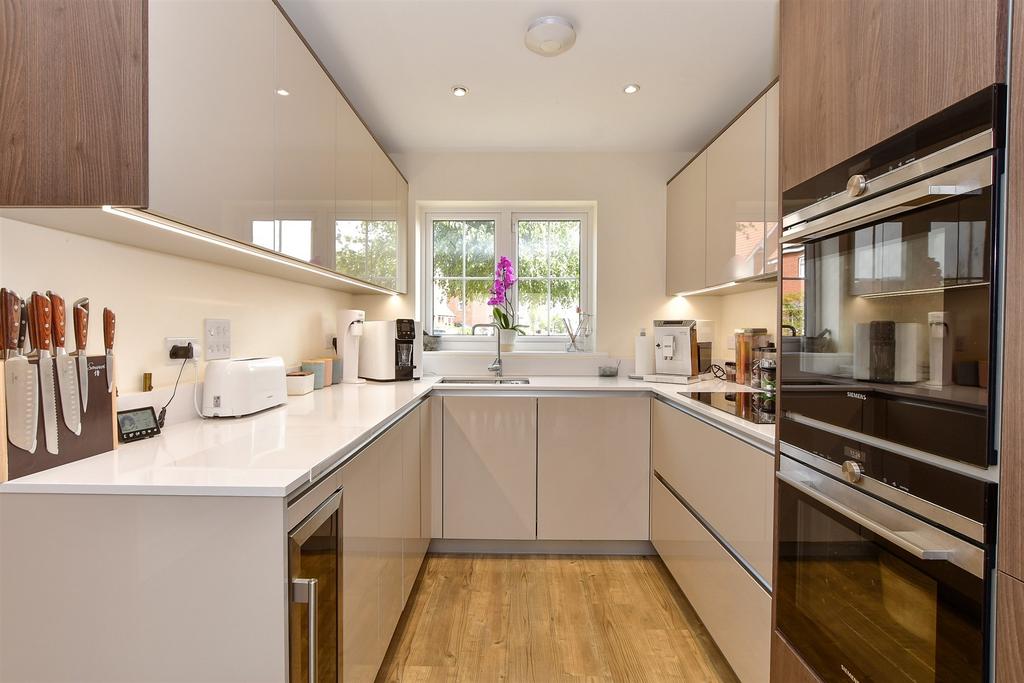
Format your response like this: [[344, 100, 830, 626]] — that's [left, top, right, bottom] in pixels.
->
[[487, 256, 526, 334]]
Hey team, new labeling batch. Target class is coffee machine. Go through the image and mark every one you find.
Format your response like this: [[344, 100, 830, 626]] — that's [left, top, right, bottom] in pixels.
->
[[653, 320, 715, 380], [359, 319, 423, 381]]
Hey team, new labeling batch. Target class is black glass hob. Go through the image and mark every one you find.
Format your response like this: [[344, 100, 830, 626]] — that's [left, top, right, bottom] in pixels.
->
[[680, 391, 776, 425]]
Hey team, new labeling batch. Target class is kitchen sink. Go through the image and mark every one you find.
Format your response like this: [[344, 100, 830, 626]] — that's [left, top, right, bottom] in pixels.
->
[[438, 377, 530, 385]]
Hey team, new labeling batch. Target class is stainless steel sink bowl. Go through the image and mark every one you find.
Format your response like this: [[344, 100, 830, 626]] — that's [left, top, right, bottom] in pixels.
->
[[437, 377, 530, 385]]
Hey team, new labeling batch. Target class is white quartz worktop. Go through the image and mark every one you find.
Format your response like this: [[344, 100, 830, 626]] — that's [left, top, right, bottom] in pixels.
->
[[0, 375, 775, 497]]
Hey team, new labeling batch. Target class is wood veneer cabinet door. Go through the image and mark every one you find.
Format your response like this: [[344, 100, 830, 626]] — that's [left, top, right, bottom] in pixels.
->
[[148, 0, 275, 241], [666, 152, 708, 294], [0, 0, 147, 207], [779, 0, 1008, 191], [536, 397, 650, 540], [706, 96, 768, 285], [996, 572, 1024, 681], [442, 397, 538, 540], [770, 631, 822, 683]]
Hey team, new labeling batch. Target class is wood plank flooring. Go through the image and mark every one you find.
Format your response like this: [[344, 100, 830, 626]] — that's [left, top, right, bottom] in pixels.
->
[[377, 554, 739, 682]]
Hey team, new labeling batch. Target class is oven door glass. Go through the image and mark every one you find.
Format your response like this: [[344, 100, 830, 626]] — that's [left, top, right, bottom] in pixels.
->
[[780, 182, 994, 469], [776, 473, 985, 683]]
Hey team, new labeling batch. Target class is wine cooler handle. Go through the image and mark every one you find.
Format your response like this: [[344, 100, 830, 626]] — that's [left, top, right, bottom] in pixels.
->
[[291, 577, 318, 683]]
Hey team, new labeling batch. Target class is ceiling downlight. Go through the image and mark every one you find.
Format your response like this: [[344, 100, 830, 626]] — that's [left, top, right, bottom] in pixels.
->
[[451, 85, 468, 97]]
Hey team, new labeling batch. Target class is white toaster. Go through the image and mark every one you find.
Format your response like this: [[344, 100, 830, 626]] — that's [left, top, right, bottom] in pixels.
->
[[201, 356, 287, 417]]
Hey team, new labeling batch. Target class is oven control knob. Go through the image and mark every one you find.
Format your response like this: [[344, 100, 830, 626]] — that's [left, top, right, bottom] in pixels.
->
[[847, 174, 868, 197], [842, 460, 865, 483]]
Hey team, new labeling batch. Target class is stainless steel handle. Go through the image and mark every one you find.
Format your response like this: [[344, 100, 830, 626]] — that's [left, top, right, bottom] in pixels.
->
[[776, 470, 954, 561], [292, 578, 318, 683]]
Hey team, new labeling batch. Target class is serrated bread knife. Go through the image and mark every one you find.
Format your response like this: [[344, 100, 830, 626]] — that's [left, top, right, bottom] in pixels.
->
[[47, 291, 81, 435], [2, 289, 37, 454], [72, 298, 89, 413], [30, 292, 59, 455]]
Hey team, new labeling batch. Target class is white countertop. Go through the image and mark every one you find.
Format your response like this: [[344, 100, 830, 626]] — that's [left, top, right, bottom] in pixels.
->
[[0, 375, 775, 497]]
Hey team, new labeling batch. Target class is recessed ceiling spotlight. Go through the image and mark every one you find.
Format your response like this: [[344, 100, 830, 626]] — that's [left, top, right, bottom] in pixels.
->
[[623, 83, 640, 95], [451, 85, 468, 97], [275, 88, 290, 96], [525, 16, 576, 57]]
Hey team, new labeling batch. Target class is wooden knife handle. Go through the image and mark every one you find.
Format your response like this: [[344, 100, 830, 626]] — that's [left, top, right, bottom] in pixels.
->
[[30, 292, 52, 352], [73, 298, 89, 353], [48, 291, 66, 349], [103, 307, 115, 350], [1, 289, 18, 353]]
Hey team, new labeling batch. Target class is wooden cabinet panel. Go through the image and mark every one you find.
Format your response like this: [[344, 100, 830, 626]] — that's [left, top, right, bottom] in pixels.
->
[[652, 400, 774, 583], [147, 0, 275, 241], [273, 10, 335, 265], [0, 0, 147, 206], [442, 397, 537, 540], [780, 0, 1007, 191], [770, 631, 821, 683], [340, 442, 382, 683], [666, 153, 707, 294], [999, 0, 1024, 582], [706, 96, 768, 285], [764, 83, 780, 274], [997, 572, 1024, 682], [537, 397, 650, 541], [651, 476, 771, 683]]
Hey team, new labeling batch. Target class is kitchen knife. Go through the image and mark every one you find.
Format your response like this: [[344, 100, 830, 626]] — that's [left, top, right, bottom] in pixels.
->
[[72, 298, 89, 413], [31, 292, 59, 455], [103, 307, 115, 393], [48, 292, 82, 435], [2, 290, 37, 454], [19, 300, 29, 355]]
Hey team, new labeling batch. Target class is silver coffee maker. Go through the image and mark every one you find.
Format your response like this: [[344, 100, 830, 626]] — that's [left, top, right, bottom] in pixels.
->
[[653, 320, 714, 379]]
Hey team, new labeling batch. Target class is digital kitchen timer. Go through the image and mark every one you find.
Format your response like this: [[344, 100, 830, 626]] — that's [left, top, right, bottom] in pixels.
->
[[116, 406, 162, 443]]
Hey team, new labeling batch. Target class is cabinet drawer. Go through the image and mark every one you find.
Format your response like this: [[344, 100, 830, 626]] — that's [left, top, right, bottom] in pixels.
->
[[652, 400, 774, 583], [651, 476, 770, 683]]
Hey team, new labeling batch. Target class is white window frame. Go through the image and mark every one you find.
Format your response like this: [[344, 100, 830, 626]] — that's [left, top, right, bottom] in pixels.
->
[[423, 207, 593, 352]]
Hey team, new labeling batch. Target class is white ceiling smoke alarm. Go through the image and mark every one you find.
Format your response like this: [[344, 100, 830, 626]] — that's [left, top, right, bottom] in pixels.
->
[[525, 16, 577, 57]]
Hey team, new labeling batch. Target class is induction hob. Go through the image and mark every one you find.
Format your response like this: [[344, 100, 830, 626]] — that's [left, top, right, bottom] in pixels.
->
[[680, 391, 776, 425]]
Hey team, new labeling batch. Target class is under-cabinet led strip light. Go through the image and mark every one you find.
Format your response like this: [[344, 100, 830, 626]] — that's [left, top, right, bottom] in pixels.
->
[[102, 206, 398, 295], [674, 281, 738, 297], [857, 281, 989, 299]]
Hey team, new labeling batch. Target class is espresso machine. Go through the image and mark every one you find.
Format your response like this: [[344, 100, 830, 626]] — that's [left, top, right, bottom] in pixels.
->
[[651, 320, 715, 382]]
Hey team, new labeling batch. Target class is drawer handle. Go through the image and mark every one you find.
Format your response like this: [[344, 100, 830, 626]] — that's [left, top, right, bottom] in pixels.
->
[[291, 578, 318, 683]]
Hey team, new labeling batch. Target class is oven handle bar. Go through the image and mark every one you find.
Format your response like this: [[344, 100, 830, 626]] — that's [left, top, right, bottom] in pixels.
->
[[776, 470, 955, 561], [291, 578, 318, 683]]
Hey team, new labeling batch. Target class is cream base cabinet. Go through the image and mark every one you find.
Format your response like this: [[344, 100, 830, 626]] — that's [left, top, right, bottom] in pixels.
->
[[652, 400, 774, 583], [443, 397, 538, 540], [537, 397, 651, 540], [652, 476, 770, 683], [340, 407, 422, 683]]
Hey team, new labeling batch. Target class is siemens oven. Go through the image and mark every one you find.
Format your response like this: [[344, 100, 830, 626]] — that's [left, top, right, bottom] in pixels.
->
[[776, 87, 1002, 682]]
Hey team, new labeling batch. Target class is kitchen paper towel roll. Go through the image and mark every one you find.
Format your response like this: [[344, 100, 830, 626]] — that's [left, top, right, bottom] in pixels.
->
[[635, 333, 655, 376]]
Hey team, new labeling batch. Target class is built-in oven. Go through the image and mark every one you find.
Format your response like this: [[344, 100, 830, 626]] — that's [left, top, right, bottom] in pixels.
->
[[288, 489, 342, 683], [776, 456, 987, 683], [776, 87, 1003, 682]]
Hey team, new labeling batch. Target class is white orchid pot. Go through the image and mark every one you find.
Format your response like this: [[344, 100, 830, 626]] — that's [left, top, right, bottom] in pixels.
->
[[499, 329, 517, 352]]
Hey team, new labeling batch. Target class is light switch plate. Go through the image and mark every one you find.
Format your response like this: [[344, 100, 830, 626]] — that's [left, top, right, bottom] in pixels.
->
[[204, 319, 231, 360]]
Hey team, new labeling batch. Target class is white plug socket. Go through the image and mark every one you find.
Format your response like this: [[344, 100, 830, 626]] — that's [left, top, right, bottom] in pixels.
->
[[165, 337, 201, 365]]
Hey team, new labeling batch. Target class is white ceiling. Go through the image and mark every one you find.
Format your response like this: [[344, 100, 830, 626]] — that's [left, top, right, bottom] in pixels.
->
[[279, 0, 779, 154]]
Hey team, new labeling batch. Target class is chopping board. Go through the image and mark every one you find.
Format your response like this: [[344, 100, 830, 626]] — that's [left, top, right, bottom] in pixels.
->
[[1, 354, 116, 483]]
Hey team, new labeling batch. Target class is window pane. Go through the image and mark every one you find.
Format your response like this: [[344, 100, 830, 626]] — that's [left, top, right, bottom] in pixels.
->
[[336, 220, 366, 277], [432, 220, 463, 278], [548, 221, 581, 278], [464, 279, 495, 332], [252, 220, 276, 250], [551, 279, 580, 335], [279, 220, 312, 261], [517, 221, 546, 277], [432, 279, 461, 335], [517, 279, 548, 335], [465, 221, 496, 277]]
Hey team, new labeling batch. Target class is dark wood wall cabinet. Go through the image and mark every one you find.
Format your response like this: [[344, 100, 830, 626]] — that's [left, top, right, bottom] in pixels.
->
[[779, 0, 1008, 191], [0, 0, 148, 207]]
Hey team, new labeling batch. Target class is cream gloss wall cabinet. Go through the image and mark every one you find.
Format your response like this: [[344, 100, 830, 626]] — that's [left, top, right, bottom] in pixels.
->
[[666, 152, 708, 295], [537, 397, 651, 541]]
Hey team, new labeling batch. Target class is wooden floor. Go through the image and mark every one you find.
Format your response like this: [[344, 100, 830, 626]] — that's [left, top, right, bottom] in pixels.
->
[[377, 554, 739, 682]]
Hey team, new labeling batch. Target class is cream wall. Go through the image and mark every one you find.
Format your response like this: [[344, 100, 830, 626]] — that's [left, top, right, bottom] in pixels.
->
[[0, 217, 361, 391], [358, 150, 723, 358]]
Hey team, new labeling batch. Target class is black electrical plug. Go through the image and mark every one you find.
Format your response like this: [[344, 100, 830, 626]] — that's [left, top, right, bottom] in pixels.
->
[[169, 342, 195, 360]]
